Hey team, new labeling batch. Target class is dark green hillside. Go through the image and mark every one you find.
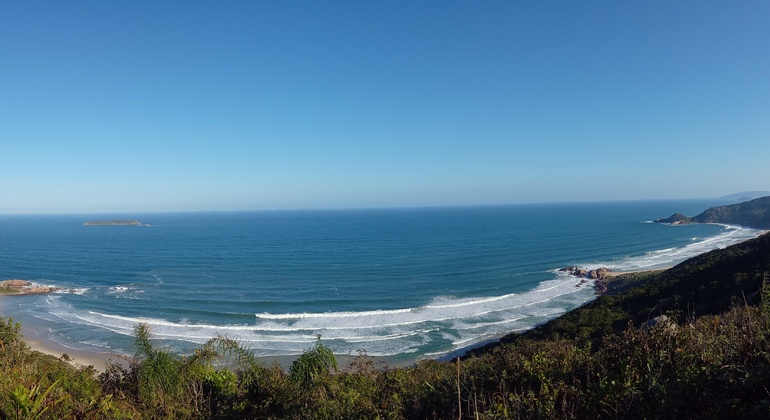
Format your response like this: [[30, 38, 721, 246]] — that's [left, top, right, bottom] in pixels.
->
[[693, 196, 770, 228], [656, 195, 770, 228], [471, 232, 770, 352]]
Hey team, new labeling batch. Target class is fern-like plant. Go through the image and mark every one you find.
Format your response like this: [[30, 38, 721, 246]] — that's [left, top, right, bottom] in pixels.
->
[[8, 378, 66, 420]]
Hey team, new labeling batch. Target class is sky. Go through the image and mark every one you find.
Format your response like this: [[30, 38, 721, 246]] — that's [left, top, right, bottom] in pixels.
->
[[1, 1, 769, 214]]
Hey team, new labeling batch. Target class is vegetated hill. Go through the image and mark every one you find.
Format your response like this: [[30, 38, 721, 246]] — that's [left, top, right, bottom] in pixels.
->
[[693, 196, 770, 228], [473, 231, 770, 351], [655, 195, 770, 229]]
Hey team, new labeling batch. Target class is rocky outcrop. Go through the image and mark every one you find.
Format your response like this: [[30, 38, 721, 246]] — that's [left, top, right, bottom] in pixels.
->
[[643, 314, 677, 332], [653, 213, 693, 225], [593, 279, 608, 295], [559, 266, 586, 277], [0, 280, 61, 295], [559, 266, 612, 294], [559, 266, 611, 280]]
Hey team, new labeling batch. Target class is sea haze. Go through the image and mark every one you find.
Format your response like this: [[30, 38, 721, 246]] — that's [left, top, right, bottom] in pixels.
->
[[0, 200, 763, 362]]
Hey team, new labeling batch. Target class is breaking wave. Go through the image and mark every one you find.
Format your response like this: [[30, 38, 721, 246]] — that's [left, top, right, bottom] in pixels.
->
[[41, 276, 596, 356]]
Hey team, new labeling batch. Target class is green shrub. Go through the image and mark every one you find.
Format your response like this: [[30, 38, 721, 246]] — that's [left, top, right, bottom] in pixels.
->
[[289, 342, 338, 386]]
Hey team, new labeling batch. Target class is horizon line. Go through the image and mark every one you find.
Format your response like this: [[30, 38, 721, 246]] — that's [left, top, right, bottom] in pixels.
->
[[0, 196, 749, 217]]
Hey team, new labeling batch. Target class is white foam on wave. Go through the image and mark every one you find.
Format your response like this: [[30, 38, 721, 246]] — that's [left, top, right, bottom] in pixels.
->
[[72, 288, 89, 295], [38, 274, 597, 357], [55, 287, 89, 295], [590, 224, 764, 271], [256, 307, 415, 320]]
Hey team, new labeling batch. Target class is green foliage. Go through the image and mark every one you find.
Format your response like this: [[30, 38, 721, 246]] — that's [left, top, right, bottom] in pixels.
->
[[0, 317, 25, 354], [8, 378, 66, 420], [692, 196, 770, 229], [585, 304, 770, 417], [288, 342, 338, 385], [132, 323, 184, 407], [129, 322, 223, 417]]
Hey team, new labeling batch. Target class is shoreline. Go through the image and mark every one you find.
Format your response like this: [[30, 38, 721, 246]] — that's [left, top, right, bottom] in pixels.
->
[[7, 267, 673, 374], [19, 324, 412, 374], [21, 325, 125, 373], [462, 266, 674, 358]]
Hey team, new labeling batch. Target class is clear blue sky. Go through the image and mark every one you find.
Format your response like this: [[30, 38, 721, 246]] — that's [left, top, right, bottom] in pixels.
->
[[2, 1, 769, 213]]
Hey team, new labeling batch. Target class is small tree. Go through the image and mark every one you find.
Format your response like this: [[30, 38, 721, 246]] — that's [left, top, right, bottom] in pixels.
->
[[289, 342, 337, 386], [0, 317, 24, 351], [131, 323, 217, 416]]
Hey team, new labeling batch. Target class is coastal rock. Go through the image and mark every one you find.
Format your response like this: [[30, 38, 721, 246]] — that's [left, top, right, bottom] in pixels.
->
[[560, 266, 612, 294], [594, 279, 608, 295], [0, 280, 61, 295], [654, 213, 693, 225], [2, 279, 32, 287], [560, 266, 611, 280], [565, 267, 588, 277]]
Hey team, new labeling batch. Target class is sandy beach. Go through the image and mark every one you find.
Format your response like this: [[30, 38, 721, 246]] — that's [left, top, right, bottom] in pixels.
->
[[18, 323, 409, 374], [0, 284, 123, 373], [21, 326, 124, 373]]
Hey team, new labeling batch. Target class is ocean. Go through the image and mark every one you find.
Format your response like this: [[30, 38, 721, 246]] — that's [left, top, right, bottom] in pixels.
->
[[0, 200, 763, 363]]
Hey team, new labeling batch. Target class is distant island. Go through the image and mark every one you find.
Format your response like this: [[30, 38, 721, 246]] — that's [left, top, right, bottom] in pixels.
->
[[655, 195, 770, 229], [83, 220, 147, 227]]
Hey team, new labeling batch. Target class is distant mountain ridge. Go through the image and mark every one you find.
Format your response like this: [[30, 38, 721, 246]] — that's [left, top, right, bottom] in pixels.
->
[[655, 196, 770, 229], [718, 191, 770, 202]]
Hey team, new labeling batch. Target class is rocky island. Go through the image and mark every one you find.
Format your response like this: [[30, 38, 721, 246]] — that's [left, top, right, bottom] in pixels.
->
[[655, 196, 770, 229], [83, 220, 147, 226]]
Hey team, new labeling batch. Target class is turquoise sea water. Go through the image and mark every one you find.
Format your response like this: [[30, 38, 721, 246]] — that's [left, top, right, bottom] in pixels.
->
[[0, 200, 763, 362]]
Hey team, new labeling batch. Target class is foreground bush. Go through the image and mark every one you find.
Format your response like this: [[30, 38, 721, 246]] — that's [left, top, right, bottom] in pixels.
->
[[2, 297, 770, 419]]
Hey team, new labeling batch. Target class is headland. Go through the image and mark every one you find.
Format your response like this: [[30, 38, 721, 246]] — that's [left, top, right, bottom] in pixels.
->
[[654, 195, 770, 229]]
